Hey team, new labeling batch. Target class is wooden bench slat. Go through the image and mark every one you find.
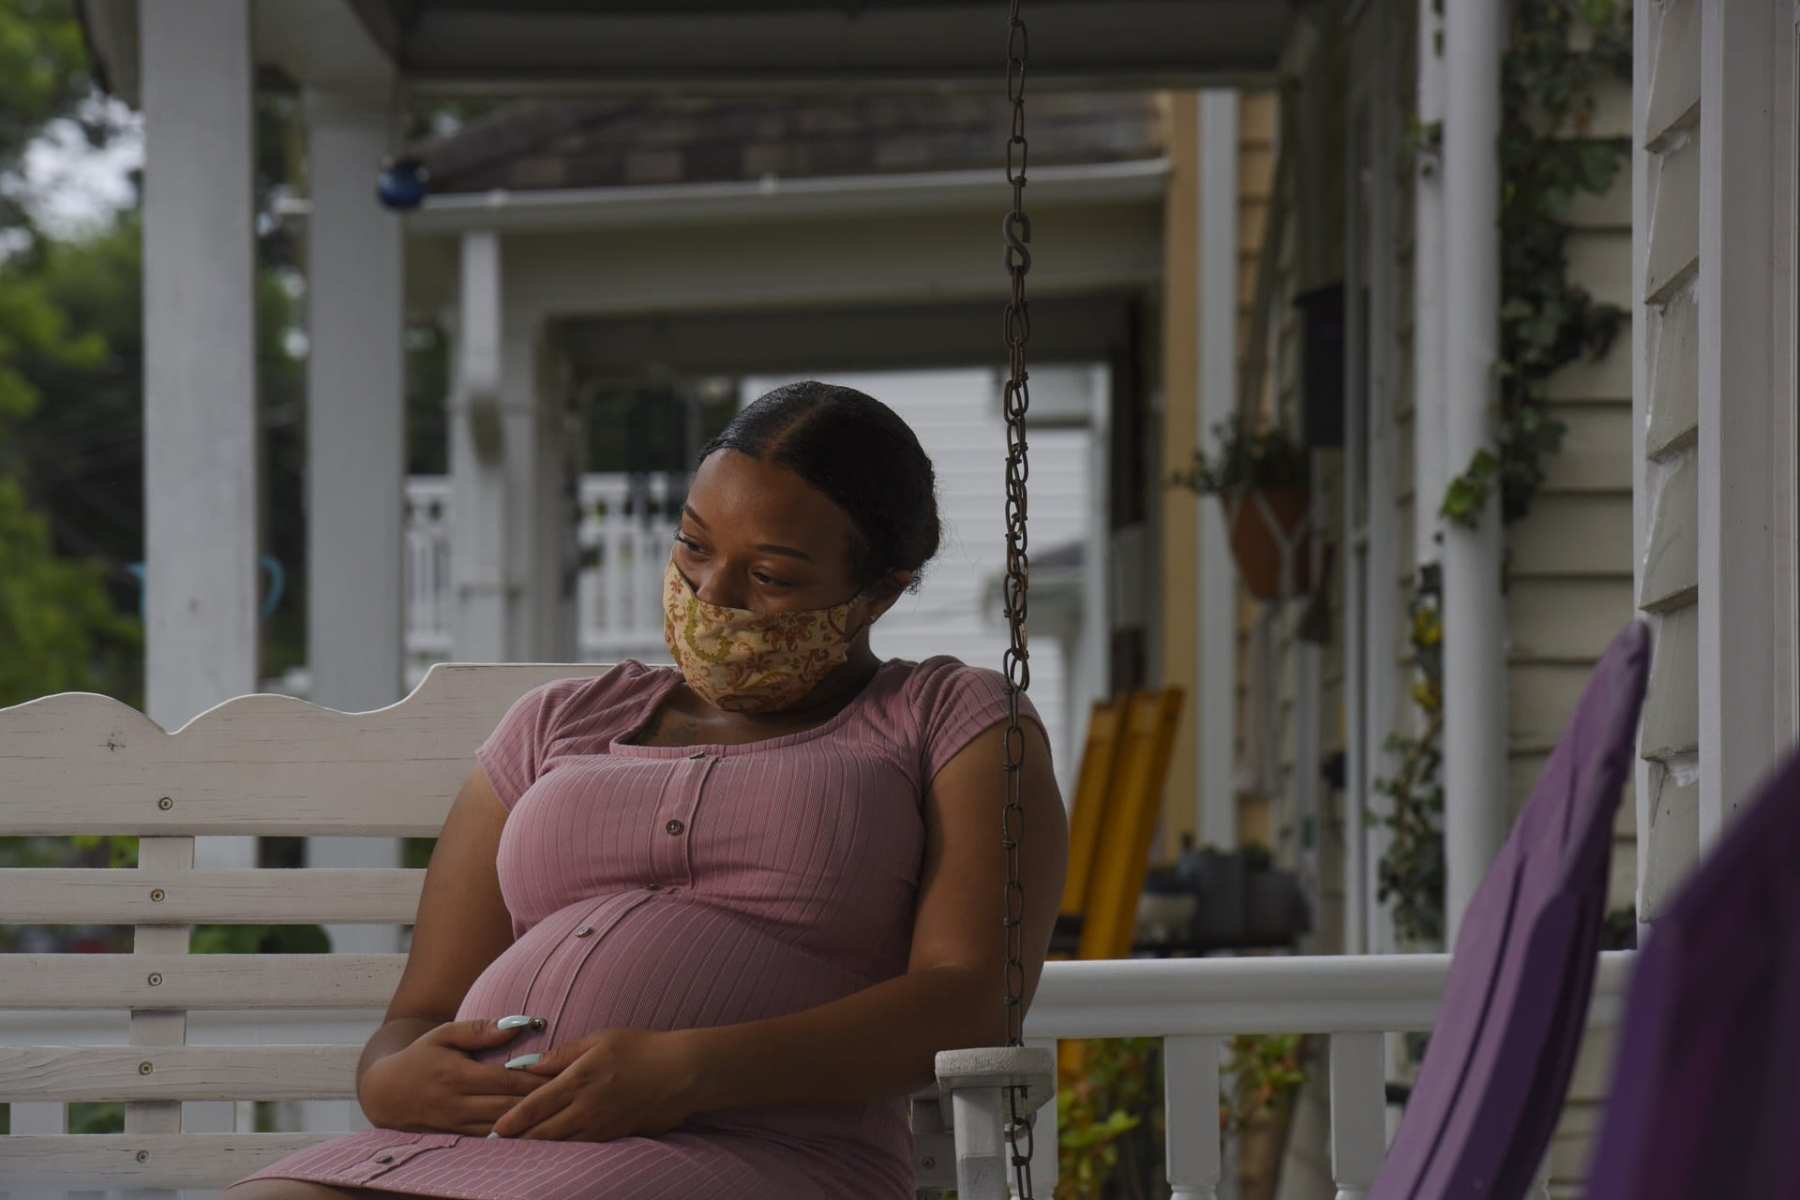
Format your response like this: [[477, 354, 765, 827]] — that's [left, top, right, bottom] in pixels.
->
[[0, 1045, 361, 1102], [0, 1133, 335, 1187], [0, 954, 403, 1010], [0, 663, 601, 835], [0, 869, 424, 924]]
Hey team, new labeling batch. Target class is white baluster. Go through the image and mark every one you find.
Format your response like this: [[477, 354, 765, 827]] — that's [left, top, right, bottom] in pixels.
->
[[1164, 1035, 1222, 1200], [577, 488, 602, 660], [1328, 1033, 1385, 1200], [600, 478, 626, 646]]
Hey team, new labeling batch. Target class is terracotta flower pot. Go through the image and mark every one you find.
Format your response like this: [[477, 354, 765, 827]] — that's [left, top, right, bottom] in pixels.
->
[[1225, 487, 1312, 601]]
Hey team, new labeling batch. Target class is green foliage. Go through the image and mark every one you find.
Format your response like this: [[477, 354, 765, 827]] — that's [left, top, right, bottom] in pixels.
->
[[0, 475, 139, 705], [1373, 568, 1447, 949], [1053, 1032, 1309, 1198], [1169, 412, 1309, 500], [191, 923, 331, 955], [1219, 1034, 1307, 1136], [1382, 1, 1631, 953], [1441, 0, 1630, 530], [0, 0, 100, 230], [1056, 1038, 1162, 1199], [68, 1101, 123, 1133]]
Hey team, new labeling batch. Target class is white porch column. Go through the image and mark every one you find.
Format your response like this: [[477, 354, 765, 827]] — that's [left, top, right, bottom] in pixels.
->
[[142, 2, 258, 749], [1439, 0, 1509, 943], [1196, 89, 1239, 852], [452, 232, 512, 660], [301, 88, 406, 972], [505, 312, 579, 662], [302, 90, 405, 715], [1696, 0, 1799, 846], [1412, 0, 1447, 569], [140, 0, 259, 1144]]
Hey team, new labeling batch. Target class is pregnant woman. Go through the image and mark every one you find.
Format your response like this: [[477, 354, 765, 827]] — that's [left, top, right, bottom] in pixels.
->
[[226, 380, 1069, 1200]]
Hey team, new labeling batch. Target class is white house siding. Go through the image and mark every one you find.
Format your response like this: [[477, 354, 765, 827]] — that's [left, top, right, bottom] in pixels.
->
[[1511, 67, 1637, 1200], [1633, 0, 1701, 925], [742, 369, 1093, 799], [1249, 5, 1641, 1195]]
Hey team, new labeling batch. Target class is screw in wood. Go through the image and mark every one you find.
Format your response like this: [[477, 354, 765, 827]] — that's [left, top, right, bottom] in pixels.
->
[[146, 972, 162, 986], [136, 1150, 149, 1163], [157, 797, 173, 810], [139, 1061, 153, 1074], [149, 888, 165, 902]]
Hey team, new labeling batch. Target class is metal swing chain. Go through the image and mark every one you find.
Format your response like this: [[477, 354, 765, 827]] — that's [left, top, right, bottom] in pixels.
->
[[1000, 1, 1036, 1196]]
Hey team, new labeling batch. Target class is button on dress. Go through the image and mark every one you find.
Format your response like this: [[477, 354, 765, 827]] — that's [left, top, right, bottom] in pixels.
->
[[230, 655, 1048, 1200]]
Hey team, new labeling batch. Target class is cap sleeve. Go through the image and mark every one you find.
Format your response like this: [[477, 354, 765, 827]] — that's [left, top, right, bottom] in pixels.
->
[[475, 680, 570, 812], [912, 657, 1052, 787]]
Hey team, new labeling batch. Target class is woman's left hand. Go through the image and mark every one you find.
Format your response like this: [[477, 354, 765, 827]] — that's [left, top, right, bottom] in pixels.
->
[[491, 1028, 700, 1142]]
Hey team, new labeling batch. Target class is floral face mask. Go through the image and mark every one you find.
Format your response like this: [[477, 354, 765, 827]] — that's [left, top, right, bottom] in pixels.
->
[[661, 556, 874, 713]]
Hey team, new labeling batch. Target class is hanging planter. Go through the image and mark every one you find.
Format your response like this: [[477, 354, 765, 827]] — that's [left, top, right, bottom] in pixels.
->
[[1171, 413, 1314, 602]]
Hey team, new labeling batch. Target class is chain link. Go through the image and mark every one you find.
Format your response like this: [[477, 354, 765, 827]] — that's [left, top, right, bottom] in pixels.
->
[[1001, 1, 1036, 1195]]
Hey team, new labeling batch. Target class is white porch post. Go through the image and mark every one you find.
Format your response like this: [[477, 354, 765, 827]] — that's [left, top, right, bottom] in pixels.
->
[[140, 0, 258, 1144], [507, 312, 578, 661], [1696, 0, 1800, 846], [1439, 0, 1509, 943], [1412, 0, 1447, 568], [302, 89, 406, 715], [1197, 89, 1239, 852], [142, 3, 258, 752], [300, 81, 406, 1047], [452, 232, 512, 660]]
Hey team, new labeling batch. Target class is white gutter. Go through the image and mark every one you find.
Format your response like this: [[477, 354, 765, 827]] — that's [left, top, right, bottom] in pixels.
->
[[272, 159, 1170, 236], [1440, 0, 1509, 944], [1197, 91, 1238, 854]]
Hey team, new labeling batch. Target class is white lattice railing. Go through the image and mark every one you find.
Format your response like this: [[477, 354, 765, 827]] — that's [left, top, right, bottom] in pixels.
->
[[404, 473, 684, 670], [0, 951, 1633, 1198]]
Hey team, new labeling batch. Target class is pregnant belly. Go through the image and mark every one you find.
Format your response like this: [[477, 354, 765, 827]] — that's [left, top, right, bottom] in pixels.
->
[[454, 888, 876, 1067], [450, 888, 914, 1169]]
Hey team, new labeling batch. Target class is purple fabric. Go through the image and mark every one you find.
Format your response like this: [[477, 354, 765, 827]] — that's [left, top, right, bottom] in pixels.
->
[[1584, 741, 1800, 1199], [1369, 620, 1650, 1200], [232, 655, 1046, 1200]]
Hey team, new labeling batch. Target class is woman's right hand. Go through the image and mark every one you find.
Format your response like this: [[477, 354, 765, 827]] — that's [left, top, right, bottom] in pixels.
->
[[360, 1018, 551, 1136]]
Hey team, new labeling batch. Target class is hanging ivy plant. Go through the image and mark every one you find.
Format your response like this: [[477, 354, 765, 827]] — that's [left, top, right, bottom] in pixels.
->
[[1377, 0, 1632, 953], [1440, 0, 1631, 529], [1374, 565, 1446, 947]]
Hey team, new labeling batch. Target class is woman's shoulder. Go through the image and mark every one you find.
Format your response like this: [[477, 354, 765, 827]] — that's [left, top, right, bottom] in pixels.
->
[[515, 659, 676, 738], [873, 654, 1032, 727], [868, 654, 1046, 784]]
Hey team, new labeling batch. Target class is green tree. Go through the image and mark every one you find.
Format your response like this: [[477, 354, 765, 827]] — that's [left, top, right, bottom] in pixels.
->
[[0, 475, 138, 704], [0, 0, 142, 707]]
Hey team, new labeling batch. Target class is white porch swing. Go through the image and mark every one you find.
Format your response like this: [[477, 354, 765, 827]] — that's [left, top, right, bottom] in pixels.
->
[[0, 4, 1057, 1198]]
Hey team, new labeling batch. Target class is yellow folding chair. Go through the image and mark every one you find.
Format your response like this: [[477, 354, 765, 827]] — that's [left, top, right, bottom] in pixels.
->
[[1076, 687, 1187, 962], [1057, 697, 1127, 926]]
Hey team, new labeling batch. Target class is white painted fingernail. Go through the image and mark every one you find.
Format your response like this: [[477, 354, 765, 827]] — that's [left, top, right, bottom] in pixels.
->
[[496, 1015, 541, 1031], [504, 1053, 542, 1069], [487, 1131, 501, 1138]]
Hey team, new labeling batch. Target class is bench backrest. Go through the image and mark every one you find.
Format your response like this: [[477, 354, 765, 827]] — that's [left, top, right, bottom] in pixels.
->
[[0, 664, 608, 1193]]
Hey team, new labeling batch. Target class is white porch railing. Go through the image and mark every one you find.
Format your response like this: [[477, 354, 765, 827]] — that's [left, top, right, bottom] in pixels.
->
[[404, 473, 684, 671], [0, 951, 1632, 1199]]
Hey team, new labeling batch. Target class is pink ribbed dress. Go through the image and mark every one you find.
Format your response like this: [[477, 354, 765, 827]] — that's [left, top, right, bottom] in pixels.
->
[[231, 655, 1047, 1200]]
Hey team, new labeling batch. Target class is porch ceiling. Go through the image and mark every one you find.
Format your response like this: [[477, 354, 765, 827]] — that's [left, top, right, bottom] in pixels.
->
[[79, 0, 1303, 103], [356, 0, 1300, 92]]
